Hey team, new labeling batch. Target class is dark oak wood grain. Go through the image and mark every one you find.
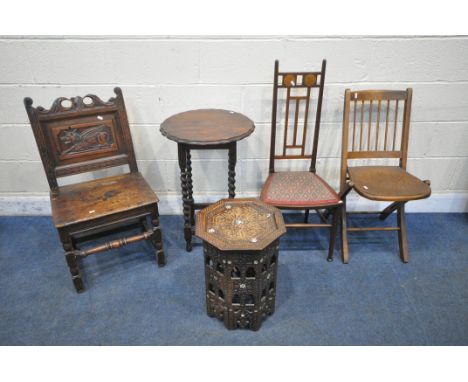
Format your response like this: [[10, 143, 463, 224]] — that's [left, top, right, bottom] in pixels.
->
[[51, 172, 158, 228], [160, 109, 254, 145], [24, 88, 165, 292], [196, 199, 286, 330]]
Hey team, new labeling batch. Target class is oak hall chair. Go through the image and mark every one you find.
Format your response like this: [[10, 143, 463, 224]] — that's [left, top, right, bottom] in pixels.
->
[[260, 60, 342, 261], [340, 88, 431, 263], [24, 87, 165, 292]]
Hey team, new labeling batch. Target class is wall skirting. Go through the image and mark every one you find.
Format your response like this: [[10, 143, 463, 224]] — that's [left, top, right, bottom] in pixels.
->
[[0, 192, 467, 216]]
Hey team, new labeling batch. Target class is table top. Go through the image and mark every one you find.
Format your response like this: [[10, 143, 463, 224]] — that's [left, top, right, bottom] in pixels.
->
[[195, 198, 286, 251], [160, 109, 255, 145]]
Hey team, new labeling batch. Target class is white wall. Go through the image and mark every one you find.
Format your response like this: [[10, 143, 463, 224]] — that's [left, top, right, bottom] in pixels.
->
[[1, 36, 467, 214]]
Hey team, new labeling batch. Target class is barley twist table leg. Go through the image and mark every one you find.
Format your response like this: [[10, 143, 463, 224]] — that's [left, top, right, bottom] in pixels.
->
[[186, 149, 195, 227], [228, 143, 237, 199], [178, 143, 193, 251]]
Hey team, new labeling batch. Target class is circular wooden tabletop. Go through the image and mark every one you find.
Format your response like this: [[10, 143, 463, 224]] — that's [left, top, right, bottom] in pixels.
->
[[160, 109, 255, 145]]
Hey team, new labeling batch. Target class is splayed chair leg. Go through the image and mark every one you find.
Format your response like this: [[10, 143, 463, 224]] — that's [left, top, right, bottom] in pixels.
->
[[327, 205, 340, 262], [340, 198, 349, 264], [397, 203, 409, 263]]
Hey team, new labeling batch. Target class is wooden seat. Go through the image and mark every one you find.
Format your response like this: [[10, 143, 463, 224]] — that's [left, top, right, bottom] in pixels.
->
[[339, 89, 431, 264], [261, 171, 340, 208], [348, 166, 431, 202], [24, 88, 165, 292], [51, 173, 158, 228], [260, 60, 342, 262]]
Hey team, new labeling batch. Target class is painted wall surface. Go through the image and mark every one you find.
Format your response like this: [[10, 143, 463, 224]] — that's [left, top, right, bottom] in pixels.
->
[[0, 36, 467, 213]]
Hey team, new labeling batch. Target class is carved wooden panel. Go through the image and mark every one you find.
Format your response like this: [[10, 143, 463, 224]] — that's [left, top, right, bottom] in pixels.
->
[[204, 240, 280, 331], [197, 199, 285, 330], [24, 87, 138, 188], [196, 198, 286, 251], [53, 120, 118, 161], [35, 94, 116, 116], [211, 204, 277, 243]]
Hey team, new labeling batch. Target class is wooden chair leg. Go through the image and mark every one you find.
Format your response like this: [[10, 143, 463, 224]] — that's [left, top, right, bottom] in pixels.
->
[[340, 198, 349, 264], [397, 204, 409, 263], [62, 238, 84, 293], [151, 206, 166, 267], [304, 209, 310, 223], [327, 206, 340, 262]]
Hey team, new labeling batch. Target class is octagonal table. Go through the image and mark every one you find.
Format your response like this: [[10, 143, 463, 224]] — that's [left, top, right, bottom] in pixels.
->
[[196, 198, 286, 331]]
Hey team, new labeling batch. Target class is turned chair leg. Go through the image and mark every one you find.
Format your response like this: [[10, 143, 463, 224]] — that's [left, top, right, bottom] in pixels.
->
[[397, 204, 409, 263], [340, 198, 349, 264], [62, 238, 84, 293], [151, 206, 166, 267], [327, 206, 340, 262]]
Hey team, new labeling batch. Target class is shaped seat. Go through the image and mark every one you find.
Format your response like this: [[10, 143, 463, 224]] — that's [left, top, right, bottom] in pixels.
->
[[348, 166, 431, 202], [261, 171, 340, 208], [51, 173, 158, 228]]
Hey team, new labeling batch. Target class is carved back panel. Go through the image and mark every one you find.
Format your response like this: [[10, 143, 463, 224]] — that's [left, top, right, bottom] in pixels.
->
[[24, 87, 138, 190], [340, 88, 413, 190], [269, 59, 327, 173]]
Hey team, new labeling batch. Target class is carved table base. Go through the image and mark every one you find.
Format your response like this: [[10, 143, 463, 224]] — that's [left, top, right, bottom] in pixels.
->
[[203, 240, 280, 331]]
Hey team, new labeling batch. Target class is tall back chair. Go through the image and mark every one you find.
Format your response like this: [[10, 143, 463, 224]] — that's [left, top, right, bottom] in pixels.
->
[[24, 88, 165, 292], [260, 60, 342, 261], [340, 88, 431, 263]]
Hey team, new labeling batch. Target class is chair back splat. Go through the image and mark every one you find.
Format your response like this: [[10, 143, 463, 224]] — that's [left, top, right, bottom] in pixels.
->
[[340, 88, 413, 192], [269, 59, 327, 173]]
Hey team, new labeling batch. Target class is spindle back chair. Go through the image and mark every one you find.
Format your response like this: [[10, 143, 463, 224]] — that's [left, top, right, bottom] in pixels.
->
[[24, 88, 165, 292], [261, 60, 342, 261], [340, 88, 431, 263]]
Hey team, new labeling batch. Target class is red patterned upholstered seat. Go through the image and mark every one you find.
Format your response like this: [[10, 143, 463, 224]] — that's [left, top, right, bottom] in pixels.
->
[[260, 171, 340, 208]]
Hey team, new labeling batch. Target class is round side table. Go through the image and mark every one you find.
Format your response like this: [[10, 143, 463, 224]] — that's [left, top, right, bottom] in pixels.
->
[[196, 198, 286, 331], [160, 109, 255, 251]]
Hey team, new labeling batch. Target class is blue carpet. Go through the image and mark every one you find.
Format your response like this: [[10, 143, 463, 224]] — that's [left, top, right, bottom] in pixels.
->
[[0, 213, 467, 345]]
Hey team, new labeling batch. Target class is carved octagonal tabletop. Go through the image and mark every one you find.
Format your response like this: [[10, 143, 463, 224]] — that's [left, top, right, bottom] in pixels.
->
[[160, 109, 255, 145], [196, 198, 286, 251]]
